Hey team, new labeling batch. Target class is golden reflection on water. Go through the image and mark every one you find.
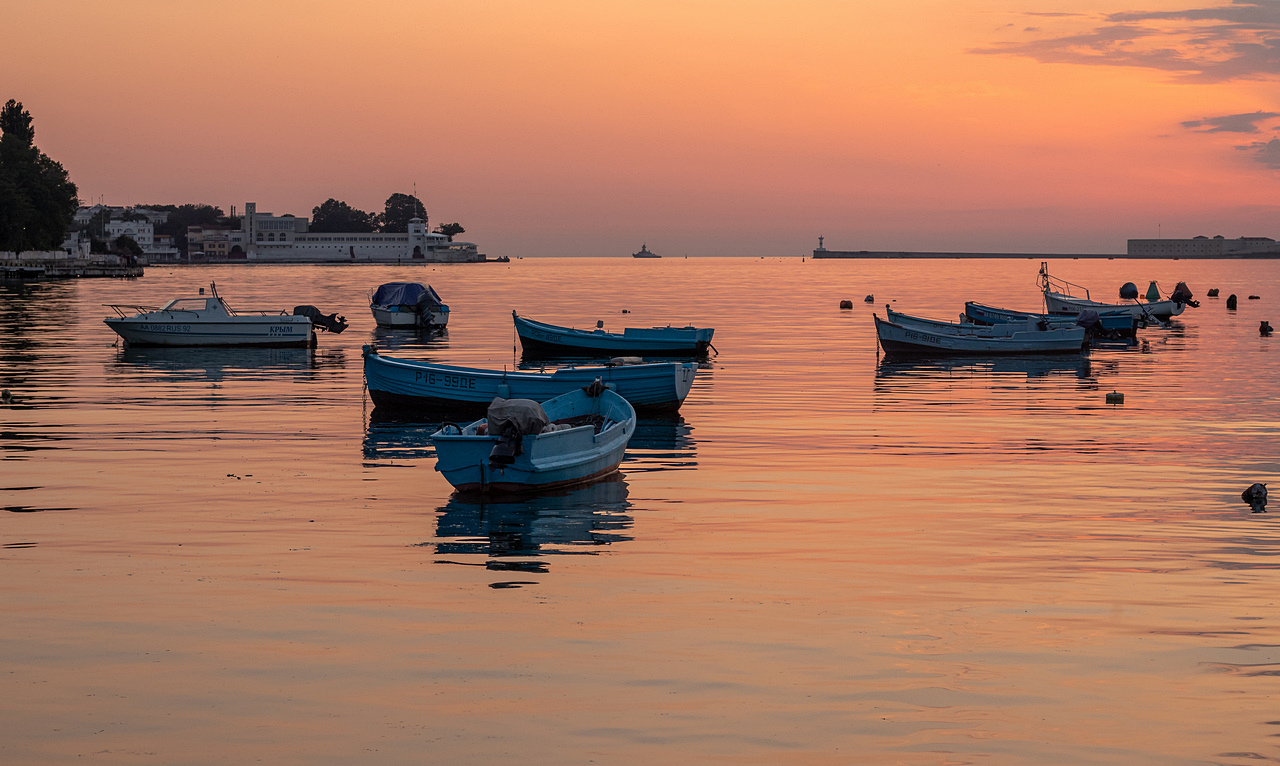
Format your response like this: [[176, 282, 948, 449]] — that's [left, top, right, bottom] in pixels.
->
[[2, 258, 1280, 763]]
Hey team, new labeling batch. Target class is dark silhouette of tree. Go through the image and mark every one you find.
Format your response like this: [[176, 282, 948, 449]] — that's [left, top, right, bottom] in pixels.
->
[[381, 192, 427, 233], [311, 198, 377, 232], [435, 222, 465, 241], [0, 99, 78, 252], [113, 234, 142, 257]]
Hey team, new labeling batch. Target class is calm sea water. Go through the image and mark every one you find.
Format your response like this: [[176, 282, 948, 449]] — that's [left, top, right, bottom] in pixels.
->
[[3, 257, 1280, 764]]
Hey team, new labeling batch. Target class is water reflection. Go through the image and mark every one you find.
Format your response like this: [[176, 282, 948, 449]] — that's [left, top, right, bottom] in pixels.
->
[[626, 416, 698, 471], [109, 346, 348, 383], [875, 354, 1094, 382], [0, 425, 71, 460], [872, 355, 1101, 413], [364, 410, 698, 470], [425, 473, 633, 577], [364, 408, 441, 462], [369, 325, 449, 353]]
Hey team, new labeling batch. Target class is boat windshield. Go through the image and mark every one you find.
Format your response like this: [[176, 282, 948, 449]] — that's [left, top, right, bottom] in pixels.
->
[[161, 298, 214, 312]]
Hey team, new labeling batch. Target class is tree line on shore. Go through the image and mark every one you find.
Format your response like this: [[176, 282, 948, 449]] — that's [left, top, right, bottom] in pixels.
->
[[0, 97, 467, 255], [311, 195, 465, 240]]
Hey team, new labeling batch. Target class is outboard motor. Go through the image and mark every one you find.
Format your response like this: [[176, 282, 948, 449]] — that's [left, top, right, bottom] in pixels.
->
[[413, 292, 436, 325], [485, 397, 549, 468], [1170, 281, 1199, 308], [1075, 309, 1102, 333], [1119, 282, 1139, 300], [292, 305, 349, 333]]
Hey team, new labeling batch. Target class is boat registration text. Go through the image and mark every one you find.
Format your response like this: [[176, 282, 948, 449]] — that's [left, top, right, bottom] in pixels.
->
[[138, 323, 192, 333], [414, 371, 477, 389], [902, 329, 949, 345]]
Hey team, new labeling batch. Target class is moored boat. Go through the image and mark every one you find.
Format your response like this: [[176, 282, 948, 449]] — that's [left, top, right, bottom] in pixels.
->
[[430, 385, 635, 494], [362, 345, 697, 415], [874, 313, 1088, 356], [964, 301, 1137, 336], [513, 311, 714, 358], [369, 282, 449, 330], [1038, 262, 1196, 322], [104, 283, 347, 347], [885, 306, 1054, 336]]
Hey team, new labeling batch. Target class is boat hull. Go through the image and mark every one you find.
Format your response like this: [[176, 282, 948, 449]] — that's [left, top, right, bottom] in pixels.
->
[[874, 315, 1088, 356], [431, 388, 635, 494], [514, 312, 713, 358], [363, 347, 697, 415], [1043, 292, 1185, 321], [964, 302, 1137, 336], [105, 316, 315, 347], [370, 305, 449, 329]]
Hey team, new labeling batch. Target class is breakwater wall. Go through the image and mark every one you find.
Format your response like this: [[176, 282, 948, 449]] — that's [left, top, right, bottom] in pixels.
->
[[812, 250, 1280, 259]]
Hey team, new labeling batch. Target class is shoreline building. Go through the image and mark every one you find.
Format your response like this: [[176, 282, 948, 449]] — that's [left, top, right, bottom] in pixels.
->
[[1128, 235, 1280, 258], [188, 203, 485, 263]]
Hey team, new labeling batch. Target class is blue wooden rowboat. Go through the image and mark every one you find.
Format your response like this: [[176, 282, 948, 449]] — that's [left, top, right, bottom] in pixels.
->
[[362, 345, 697, 415], [513, 311, 714, 358], [874, 314, 1088, 356], [431, 386, 635, 495], [964, 301, 1137, 336]]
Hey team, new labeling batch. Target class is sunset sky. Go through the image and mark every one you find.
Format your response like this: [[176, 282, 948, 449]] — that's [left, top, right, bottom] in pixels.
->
[[4, 0, 1279, 256]]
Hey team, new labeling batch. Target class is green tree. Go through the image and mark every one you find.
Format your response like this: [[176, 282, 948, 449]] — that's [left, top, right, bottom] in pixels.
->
[[311, 198, 377, 232], [113, 234, 142, 257], [381, 192, 426, 233], [0, 99, 78, 252], [434, 222, 465, 241]]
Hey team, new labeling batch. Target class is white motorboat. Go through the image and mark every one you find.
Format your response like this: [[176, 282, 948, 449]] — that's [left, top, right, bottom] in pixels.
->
[[1039, 262, 1197, 322], [104, 283, 347, 347], [430, 384, 635, 495], [369, 282, 449, 330]]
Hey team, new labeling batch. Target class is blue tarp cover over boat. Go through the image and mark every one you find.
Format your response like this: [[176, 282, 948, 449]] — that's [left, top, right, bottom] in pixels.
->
[[369, 282, 449, 329], [370, 282, 444, 310]]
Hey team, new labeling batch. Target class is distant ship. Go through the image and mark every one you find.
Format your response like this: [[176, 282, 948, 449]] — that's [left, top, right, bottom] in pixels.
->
[[633, 244, 660, 258]]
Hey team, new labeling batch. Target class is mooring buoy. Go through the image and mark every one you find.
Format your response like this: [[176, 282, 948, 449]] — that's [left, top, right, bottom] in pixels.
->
[[1105, 391, 1124, 404], [1227, 294, 1238, 310], [1207, 288, 1220, 297], [1243, 483, 1268, 513], [839, 300, 853, 309], [1249, 295, 1261, 300], [1262, 321, 1273, 336], [864, 294, 874, 303]]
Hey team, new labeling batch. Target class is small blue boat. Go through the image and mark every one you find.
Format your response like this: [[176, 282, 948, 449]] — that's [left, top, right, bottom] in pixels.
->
[[513, 311, 714, 358], [431, 386, 635, 495], [362, 345, 697, 415], [964, 301, 1137, 337]]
